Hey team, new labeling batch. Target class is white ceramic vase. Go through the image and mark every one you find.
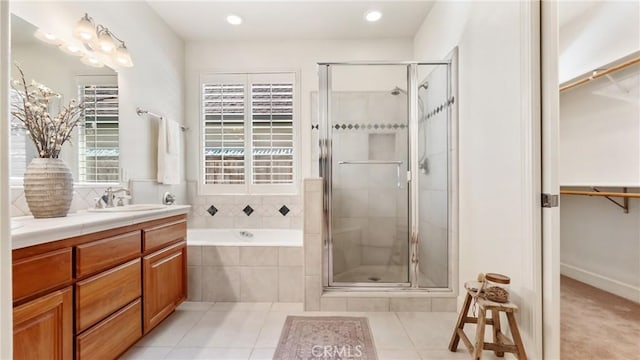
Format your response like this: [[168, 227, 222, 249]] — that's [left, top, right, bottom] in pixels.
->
[[23, 158, 74, 218]]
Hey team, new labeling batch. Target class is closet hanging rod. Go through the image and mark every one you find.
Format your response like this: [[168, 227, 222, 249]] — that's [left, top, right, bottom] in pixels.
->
[[559, 56, 640, 92], [560, 190, 640, 199], [136, 107, 188, 132]]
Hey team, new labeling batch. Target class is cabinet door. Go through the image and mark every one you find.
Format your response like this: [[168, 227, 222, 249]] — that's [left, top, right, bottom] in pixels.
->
[[143, 241, 186, 333], [13, 286, 72, 360]]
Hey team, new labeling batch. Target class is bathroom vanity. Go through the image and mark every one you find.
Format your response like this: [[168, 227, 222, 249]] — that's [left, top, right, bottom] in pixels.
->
[[11, 206, 190, 359]]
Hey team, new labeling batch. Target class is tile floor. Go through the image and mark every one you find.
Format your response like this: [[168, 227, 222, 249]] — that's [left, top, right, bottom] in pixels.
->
[[121, 302, 513, 360]]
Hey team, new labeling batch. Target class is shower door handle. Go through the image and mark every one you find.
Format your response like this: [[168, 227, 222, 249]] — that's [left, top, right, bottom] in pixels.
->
[[337, 160, 404, 189]]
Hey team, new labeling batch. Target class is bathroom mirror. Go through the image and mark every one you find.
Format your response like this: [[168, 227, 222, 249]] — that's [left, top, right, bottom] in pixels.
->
[[10, 14, 120, 184]]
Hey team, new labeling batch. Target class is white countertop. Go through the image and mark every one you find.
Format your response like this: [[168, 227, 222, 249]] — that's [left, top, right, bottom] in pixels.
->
[[11, 205, 191, 250]]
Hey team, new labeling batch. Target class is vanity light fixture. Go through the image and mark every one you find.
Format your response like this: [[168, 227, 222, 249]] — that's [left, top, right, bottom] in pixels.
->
[[34, 29, 62, 45], [80, 54, 105, 68], [72, 13, 134, 67], [365, 10, 382, 22], [59, 42, 84, 56], [226, 14, 243, 25]]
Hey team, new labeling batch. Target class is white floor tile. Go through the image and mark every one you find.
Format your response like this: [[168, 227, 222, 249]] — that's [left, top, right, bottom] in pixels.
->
[[397, 312, 457, 350], [270, 302, 304, 312], [249, 348, 276, 360], [378, 349, 422, 360], [177, 310, 269, 348], [254, 312, 289, 348], [367, 312, 415, 350], [120, 346, 172, 360], [165, 347, 252, 360], [177, 301, 215, 312], [136, 310, 204, 347], [210, 302, 273, 312]]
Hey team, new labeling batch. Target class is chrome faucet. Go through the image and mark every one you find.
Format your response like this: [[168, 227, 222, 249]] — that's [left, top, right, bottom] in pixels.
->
[[102, 187, 130, 208]]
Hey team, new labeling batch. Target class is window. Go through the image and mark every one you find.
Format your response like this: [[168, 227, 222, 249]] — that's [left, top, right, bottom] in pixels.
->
[[77, 77, 119, 183], [200, 72, 297, 194]]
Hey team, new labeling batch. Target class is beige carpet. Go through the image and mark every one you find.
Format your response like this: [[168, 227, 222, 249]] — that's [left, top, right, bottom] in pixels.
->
[[561, 276, 640, 360], [275, 316, 378, 360]]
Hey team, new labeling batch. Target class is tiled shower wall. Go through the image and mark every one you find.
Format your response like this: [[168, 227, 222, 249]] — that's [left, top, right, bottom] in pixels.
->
[[311, 91, 409, 277], [185, 181, 302, 229]]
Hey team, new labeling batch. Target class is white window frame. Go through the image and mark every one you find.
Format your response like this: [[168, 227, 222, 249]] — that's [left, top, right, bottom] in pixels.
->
[[198, 71, 299, 195]]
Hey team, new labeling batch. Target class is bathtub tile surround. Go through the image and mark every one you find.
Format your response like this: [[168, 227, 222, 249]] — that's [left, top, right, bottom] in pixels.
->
[[303, 178, 324, 311], [188, 241, 304, 302], [186, 181, 302, 229]]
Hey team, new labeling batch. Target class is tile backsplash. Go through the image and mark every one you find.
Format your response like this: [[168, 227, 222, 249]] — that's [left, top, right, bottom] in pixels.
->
[[10, 179, 187, 217], [186, 181, 302, 229]]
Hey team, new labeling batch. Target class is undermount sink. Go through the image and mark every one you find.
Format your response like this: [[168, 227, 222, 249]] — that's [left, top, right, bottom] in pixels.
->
[[88, 204, 167, 212]]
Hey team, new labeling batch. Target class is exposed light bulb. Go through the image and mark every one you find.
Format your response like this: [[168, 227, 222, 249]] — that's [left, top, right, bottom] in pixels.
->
[[365, 10, 382, 22], [226, 15, 243, 25]]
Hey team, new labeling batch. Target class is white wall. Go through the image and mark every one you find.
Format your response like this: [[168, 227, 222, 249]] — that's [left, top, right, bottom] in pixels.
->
[[559, 73, 640, 186], [413, 1, 540, 356], [11, 1, 185, 182], [559, 1, 640, 83], [184, 38, 413, 187], [560, 190, 640, 303]]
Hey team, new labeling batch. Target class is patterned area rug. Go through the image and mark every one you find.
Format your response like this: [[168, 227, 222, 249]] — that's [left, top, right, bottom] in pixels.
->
[[274, 316, 378, 360]]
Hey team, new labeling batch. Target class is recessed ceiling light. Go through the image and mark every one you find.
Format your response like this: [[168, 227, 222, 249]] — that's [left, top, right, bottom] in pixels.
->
[[226, 15, 243, 25], [365, 10, 382, 22]]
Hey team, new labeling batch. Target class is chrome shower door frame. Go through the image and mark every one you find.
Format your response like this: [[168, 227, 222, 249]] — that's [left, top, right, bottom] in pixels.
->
[[318, 61, 452, 290]]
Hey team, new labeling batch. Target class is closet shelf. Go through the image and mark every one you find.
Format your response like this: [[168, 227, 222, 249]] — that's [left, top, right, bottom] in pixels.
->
[[561, 188, 639, 214]]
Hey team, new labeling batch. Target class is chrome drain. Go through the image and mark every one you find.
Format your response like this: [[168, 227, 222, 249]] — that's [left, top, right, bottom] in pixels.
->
[[368, 276, 381, 282]]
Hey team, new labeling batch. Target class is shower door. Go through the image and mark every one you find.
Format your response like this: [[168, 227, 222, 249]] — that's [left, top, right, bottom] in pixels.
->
[[320, 64, 411, 286]]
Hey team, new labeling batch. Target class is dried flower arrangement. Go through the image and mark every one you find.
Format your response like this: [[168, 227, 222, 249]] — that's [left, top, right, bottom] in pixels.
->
[[10, 64, 85, 159]]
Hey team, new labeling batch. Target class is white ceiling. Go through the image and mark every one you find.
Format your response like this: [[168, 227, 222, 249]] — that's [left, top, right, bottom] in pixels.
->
[[147, 1, 435, 41]]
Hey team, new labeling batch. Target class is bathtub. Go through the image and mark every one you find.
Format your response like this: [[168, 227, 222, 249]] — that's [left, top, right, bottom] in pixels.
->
[[187, 228, 302, 247], [186, 228, 304, 302]]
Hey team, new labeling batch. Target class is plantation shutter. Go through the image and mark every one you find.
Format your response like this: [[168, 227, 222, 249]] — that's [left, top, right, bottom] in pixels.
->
[[200, 72, 296, 194], [202, 79, 246, 185], [251, 80, 294, 184], [78, 83, 119, 182]]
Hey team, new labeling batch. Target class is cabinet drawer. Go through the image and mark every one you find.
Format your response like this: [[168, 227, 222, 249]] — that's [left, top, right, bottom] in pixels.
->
[[76, 299, 142, 360], [76, 259, 141, 333], [13, 248, 72, 302], [76, 231, 141, 278], [143, 220, 186, 252]]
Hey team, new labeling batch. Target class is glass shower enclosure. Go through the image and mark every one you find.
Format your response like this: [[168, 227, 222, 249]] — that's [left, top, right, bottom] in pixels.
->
[[317, 61, 455, 290]]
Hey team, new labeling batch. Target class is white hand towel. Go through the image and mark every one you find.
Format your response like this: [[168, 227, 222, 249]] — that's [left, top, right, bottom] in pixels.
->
[[157, 117, 181, 185]]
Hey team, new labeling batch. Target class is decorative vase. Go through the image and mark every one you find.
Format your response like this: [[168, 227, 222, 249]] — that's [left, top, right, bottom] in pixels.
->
[[23, 158, 74, 218]]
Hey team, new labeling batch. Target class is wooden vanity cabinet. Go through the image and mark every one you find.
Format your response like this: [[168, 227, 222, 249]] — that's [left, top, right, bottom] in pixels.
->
[[13, 286, 73, 360], [142, 221, 187, 333], [12, 214, 187, 360]]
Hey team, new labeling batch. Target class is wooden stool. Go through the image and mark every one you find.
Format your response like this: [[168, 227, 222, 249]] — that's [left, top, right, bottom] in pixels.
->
[[449, 282, 527, 360]]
